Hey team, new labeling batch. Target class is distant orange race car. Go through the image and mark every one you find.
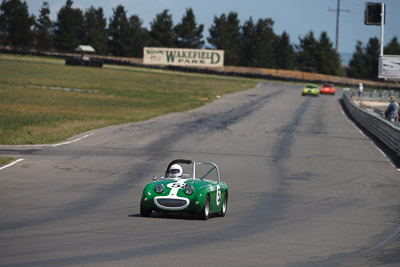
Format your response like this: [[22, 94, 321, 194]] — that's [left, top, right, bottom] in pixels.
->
[[320, 83, 336, 95]]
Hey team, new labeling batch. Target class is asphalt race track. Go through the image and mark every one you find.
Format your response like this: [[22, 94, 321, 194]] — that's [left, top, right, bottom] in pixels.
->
[[1, 82, 400, 266]]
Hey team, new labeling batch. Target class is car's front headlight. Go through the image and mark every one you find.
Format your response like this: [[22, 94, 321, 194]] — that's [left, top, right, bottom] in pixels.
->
[[154, 184, 164, 194], [184, 185, 194, 196]]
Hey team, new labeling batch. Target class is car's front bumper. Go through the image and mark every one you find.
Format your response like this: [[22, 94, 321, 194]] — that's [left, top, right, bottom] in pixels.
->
[[154, 196, 189, 210]]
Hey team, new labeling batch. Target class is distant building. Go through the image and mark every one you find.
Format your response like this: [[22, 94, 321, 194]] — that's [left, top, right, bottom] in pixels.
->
[[65, 45, 102, 68]]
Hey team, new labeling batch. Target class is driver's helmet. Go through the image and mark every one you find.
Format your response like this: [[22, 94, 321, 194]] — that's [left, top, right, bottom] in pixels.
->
[[169, 164, 182, 178]]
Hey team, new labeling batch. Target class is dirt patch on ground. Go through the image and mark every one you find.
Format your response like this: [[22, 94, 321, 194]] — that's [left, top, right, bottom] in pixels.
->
[[353, 99, 388, 109]]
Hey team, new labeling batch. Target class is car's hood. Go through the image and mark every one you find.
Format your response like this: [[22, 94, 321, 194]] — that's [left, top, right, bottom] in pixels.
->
[[155, 178, 217, 188]]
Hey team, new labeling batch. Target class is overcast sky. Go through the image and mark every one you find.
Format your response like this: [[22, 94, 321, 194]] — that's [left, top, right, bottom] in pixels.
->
[[25, 0, 400, 55]]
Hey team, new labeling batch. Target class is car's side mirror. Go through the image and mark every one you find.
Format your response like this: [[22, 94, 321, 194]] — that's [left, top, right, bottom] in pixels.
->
[[152, 176, 157, 181]]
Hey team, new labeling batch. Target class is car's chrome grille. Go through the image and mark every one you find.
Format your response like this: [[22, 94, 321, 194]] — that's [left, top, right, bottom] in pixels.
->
[[156, 198, 187, 208]]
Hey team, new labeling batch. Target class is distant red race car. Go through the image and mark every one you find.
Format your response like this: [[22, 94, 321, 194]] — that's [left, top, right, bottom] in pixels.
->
[[320, 83, 336, 95]]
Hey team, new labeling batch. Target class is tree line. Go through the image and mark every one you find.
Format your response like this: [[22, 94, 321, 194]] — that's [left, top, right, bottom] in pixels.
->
[[1, 0, 399, 80]]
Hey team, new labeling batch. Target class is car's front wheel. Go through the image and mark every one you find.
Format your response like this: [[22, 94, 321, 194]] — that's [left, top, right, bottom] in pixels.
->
[[199, 195, 210, 220], [140, 201, 152, 217], [218, 193, 228, 217]]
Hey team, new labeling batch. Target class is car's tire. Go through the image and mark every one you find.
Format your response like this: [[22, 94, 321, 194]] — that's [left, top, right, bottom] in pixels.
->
[[140, 201, 152, 217], [218, 193, 228, 217], [199, 195, 210, 220]]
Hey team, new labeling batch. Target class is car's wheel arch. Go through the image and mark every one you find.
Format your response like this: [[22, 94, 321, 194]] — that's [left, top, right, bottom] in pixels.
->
[[217, 190, 228, 217], [199, 194, 210, 220], [140, 200, 152, 217]]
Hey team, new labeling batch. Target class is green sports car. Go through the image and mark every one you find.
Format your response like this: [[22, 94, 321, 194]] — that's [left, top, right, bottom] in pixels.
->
[[302, 84, 320, 96], [140, 159, 228, 220]]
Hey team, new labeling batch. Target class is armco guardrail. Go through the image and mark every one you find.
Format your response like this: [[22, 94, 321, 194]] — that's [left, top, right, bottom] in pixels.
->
[[342, 90, 400, 156]]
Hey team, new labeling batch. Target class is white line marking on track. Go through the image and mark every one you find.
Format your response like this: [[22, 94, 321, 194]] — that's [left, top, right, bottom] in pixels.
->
[[0, 158, 25, 171], [52, 133, 94, 147]]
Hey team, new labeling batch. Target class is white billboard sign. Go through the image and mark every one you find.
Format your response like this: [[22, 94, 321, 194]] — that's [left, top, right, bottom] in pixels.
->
[[379, 56, 400, 80], [143, 47, 224, 67]]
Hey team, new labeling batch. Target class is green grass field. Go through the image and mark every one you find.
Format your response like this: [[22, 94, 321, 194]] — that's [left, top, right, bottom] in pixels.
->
[[0, 157, 13, 167], [0, 54, 258, 145]]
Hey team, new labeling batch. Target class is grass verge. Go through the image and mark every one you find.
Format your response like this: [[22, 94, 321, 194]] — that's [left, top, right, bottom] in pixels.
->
[[0, 157, 14, 167], [0, 54, 258, 144]]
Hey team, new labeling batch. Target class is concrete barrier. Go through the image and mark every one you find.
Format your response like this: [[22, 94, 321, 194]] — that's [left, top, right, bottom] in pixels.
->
[[358, 90, 400, 101], [342, 90, 400, 157]]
